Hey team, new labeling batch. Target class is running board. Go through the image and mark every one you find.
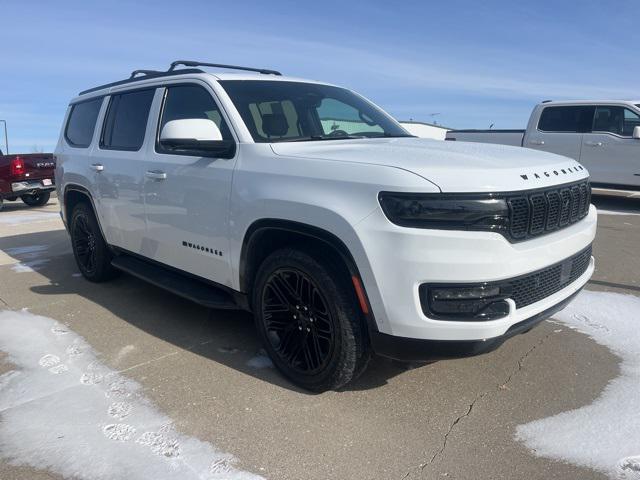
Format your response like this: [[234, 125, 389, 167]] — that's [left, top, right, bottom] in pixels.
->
[[111, 255, 239, 310]]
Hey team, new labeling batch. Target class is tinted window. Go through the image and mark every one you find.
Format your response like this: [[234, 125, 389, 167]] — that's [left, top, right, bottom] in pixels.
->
[[593, 106, 640, 136], [158, 85, 232, 143], [65, 98, 103, 147], [538, 106, 594, 133], [219, 80, 410, 143], [101, 89, 155, 150]]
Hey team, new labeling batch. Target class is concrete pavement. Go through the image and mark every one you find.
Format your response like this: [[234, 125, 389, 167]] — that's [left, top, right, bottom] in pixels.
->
[[0, 195, 637, 480]]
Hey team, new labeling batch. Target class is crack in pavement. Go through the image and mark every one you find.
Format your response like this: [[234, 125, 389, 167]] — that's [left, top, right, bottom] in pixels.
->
[[401, 329, 556, 479]]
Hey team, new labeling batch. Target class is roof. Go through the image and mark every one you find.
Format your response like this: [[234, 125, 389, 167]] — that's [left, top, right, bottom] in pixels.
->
[[539, 99, 640, 106], [75, 61, 332, 101]]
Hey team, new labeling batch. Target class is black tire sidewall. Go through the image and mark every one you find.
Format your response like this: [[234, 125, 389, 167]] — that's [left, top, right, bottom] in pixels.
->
[[253, 248, 367, 392], [21, 191, 51, 207], [70, 202, 116, 282]]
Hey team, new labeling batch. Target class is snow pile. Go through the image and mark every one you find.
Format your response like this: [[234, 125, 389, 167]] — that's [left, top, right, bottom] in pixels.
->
[[516, 290, 640, 479], [0, 309, 264, 480]]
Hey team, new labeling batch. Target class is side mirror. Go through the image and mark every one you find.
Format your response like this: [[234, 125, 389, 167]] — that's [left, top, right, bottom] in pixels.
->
[[633, 126, 640, 140], [159, 119, 234, 156]]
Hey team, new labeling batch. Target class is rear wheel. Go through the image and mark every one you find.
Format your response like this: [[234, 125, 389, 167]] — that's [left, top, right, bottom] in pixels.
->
[[70, 202, 118, 282], [21, 191, 50, 207], [253, 248, 370, 392]]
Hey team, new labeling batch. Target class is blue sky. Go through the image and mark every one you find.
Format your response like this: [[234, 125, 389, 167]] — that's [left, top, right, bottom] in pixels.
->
[[1, 0, 639, 153]]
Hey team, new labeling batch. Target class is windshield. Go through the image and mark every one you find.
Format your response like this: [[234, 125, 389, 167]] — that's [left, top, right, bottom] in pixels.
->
[[219, 80, 412, 143]]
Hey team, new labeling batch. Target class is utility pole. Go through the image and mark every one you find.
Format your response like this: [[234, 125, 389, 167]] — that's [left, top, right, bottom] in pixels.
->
[[0, 120, 8, 155]]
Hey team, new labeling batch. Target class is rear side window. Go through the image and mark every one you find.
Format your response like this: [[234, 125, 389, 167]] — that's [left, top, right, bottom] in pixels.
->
[[65, 98, 103, 147], [101, 89, 155, 151], [538, 106, 594, 133]]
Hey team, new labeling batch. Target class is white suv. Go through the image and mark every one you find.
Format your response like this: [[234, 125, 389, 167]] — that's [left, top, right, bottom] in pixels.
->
[[55, 61, 597, 391]]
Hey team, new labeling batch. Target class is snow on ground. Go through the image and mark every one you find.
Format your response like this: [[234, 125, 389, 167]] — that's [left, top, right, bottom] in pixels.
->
[[516, 290, 640, 479], [4, 245, 50, 273], [246, 351, 273, 369], [0, 212, 60, 226], [0, 309, 264, 480]]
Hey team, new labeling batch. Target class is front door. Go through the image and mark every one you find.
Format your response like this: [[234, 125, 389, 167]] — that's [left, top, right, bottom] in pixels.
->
[[580, 105, 640, 188], [142, 83, 238, 287]]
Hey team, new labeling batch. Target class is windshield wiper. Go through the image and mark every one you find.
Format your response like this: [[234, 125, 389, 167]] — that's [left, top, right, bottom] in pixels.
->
[[279, 135, 366, 143]]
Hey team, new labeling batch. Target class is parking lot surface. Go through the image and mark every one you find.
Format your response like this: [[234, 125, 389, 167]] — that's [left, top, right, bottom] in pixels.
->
[[0, 196, 638, 480]]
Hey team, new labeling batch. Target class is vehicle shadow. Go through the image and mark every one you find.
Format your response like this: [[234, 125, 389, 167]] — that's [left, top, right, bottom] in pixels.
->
[[591, 193, 640, 213], [0, 229, 418, 394]]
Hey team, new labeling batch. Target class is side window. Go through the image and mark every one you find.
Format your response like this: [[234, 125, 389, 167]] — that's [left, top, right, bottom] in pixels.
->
[[593, 106, 640, 137], [158, 85, 233, 145], [316, 98, 383, 135], [623, 108, 640, 136], [65, 97, 103, 148], [538, 106, 594, 133], [101, 89, 155, 151]]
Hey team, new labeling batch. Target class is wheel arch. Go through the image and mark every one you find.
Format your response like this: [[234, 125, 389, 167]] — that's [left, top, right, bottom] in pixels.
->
[[239, 218, 378, 332], [63, 184, 109, 243]]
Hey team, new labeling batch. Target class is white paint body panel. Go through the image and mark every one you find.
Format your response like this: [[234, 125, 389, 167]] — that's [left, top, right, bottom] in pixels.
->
[[56, 72, 597, 344]]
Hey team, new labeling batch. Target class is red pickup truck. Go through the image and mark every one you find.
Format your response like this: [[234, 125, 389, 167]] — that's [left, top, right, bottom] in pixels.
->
[[0, 150, 56, 210]]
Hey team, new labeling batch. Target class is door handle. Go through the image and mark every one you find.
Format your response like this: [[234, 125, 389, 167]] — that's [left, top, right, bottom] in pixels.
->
[[529, 140, 545, 145], [145, 170, 167, 180], [91, 163, 104, 172], [585, 141, 604, 147]]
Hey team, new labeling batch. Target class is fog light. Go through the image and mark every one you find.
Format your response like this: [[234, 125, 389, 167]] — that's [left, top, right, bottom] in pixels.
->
[[423, 284, 511, 321]]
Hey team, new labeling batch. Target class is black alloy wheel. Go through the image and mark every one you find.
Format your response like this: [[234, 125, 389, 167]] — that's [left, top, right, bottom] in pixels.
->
[[70, 202, 118, 282], [253, 248, 370, 392], [262, 268, 336, 375]]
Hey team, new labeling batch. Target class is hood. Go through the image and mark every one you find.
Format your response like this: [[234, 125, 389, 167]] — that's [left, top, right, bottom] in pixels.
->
[[271, 137, 588, 193]]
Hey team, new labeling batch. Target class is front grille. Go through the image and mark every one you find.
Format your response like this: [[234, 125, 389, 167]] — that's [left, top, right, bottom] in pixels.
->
[[507, 180, 590, 241], [510, 245, 592, 308]]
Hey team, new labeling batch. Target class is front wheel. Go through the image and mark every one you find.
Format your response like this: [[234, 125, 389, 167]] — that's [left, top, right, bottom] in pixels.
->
[[253, 248, 370, 392], [70, 202, 118, 282], [21, 191, 50, 207]]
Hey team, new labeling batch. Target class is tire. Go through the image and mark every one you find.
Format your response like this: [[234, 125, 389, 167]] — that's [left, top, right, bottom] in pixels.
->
[[70, 202, 118, 282], [0, 198, 3, 211], [21, 191, 51, 207], [253, 248, 370, 392]]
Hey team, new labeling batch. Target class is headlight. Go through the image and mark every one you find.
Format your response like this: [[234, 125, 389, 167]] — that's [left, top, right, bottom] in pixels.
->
[[378, 192, 510, 232]]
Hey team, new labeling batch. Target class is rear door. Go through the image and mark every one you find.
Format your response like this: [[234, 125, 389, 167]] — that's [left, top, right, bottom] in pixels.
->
[[91, 88, 156, 254], [142, 82, 238, 286], [580, 105, 640, 188], [525, 105, 594, 160]]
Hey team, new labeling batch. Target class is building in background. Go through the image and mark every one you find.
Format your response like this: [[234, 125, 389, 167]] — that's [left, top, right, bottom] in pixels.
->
[[399, 120, 450, 140]]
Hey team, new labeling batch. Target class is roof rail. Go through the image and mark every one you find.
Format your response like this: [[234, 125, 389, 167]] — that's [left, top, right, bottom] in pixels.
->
[[130, 69, 163, 79], [168, 60, 282, 76], [541, 99, 553, 103], [78, 68, 205, 96]]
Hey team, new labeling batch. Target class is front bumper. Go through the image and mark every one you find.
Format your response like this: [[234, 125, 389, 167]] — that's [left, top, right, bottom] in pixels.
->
[[371, 287, 583, 362], [355, 204, 597, 342]]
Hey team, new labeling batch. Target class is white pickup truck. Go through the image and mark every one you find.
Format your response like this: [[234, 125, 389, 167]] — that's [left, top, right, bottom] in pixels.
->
[[446, 100, 640, 194]]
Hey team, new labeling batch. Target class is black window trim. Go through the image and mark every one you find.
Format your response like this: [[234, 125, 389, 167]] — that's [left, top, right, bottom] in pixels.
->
[[64, 96, 105, 149], [589, 104, 640, 139], [153, 81, 238, 159], [536, 105, 595, 134], [99, 87, 157, 152]]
